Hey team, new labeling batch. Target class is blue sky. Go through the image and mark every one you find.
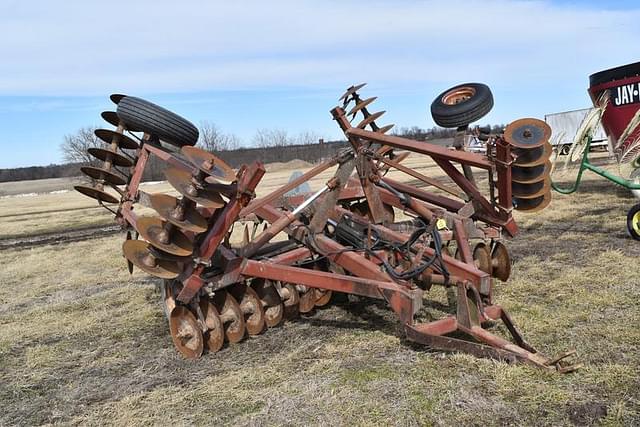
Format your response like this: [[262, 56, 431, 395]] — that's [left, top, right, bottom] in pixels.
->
[[1, 0, 639, 168]]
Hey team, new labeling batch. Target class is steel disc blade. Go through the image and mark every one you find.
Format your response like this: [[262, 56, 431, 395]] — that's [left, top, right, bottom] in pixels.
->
[[95, 129, 139, 150], [513, 142, 552, 167], [491, 241, 511, 282], [512, 177, 551, 199], [356, 111, 385, 129], [110, 93, 126, 104], [252, 279, 284, 328], [347, 96, 377, 117], [181, 146, 236, 181], [376, 124, 395, 134], [472, 242, 492, 275], [512, 160, 551, 184], [513, 191, 551, 212], [504, 118, 551, 149], [169, 306, 204, 359], [80, 166, 127, 186], [339, 83, 367, 101], [229, 284, 265, 336], [314, 288, 332, 307], [199, 297, 225, 353], [298, 287, 315, 313], [165, 166, 225, 209], [87, 147, 133, 167], [74, 185, 119, 204], [148, 193, 208, 233], [212, 291, 246, 343], [122, 240, 181, 279], [101, 111, 121, 127], [136, 216, 193, 257]]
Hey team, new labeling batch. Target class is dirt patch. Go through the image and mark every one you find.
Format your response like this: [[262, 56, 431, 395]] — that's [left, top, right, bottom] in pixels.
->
[[264, 159, 313, 172]]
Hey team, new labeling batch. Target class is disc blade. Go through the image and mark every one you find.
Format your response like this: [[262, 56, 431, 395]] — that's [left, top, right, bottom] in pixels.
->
[[199, 297, 225, 353], [169, 306, 204, 359], [513, 142, 552, 167], [491, 241, 511, 281], [356, 111, 386, 129], [80, 166, 127, 186], [512, 177, 551, 199], [148, 193, 208, 233], [95, 129, 139, 150], [126, 231, 134, 274], [513, 191, 551, 212], [504, 118, 551, 149], [87, 147, 133, 167], [74, 185, 119, 204], [165, 166, 225, 208], [122, 240, 181, 279], [339, 83, 367, 101], [136, 216, 194, 257], [229, 283, 265, 336], [314, 288, 332, 307], [252, 279, 284, 328], [212, 291, 246, 343], [101, 111, 121, 127], [181, 146, 236, 181], [472, 242, 492, 275], [512, 160, 551, 184], [376, 124, 395, 134], [347, 96, 377, 117], [298, 287, 315, 313]]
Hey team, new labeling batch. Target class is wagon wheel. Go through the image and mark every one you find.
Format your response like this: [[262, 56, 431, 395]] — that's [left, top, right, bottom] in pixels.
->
[[169, 306, 204, 359]]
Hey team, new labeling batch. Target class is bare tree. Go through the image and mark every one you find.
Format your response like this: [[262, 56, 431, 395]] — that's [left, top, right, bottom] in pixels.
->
[[60, 126, 100, 164], [198, 121, 241, 152], [252, 128, 291, 148], [295, 130, 323, 145]]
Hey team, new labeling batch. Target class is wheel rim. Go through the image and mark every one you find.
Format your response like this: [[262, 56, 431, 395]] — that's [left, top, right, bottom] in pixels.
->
[[633, 211, 640, 234], [442, 87, 476, 105]]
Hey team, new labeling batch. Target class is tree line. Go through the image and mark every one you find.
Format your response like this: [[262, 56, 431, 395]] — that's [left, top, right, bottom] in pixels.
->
[[0, 122, 505, 183]]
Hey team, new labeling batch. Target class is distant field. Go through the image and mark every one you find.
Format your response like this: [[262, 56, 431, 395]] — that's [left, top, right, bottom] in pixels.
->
[[1, 153, 639, 425]]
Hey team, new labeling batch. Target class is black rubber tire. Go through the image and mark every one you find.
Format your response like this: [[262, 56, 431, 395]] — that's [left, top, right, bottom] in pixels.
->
[[430, 83, 494, 128], [561, 145, 570, 155], [116, 96, 199, 147], [626, 203, 640, 241]]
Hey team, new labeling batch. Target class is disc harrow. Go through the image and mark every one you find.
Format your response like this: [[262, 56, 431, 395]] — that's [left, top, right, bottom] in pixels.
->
[[74, 89, 578, 372]]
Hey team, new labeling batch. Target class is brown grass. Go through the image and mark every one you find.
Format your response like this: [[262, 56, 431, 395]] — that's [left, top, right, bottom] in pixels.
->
[[1, 154, 640, 425]]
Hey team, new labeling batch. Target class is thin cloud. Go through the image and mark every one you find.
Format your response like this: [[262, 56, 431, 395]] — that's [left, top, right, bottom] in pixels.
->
[[0, 0, 638, 95]]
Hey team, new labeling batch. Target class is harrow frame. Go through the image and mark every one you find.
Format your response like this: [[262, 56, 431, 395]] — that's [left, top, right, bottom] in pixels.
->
[[77, 86, 577, 371]]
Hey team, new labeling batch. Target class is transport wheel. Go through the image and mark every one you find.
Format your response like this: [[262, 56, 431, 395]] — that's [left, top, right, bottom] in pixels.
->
[[430, 83, 493, 128], [116, 96, 199, 147], [626, 203, 640, 240], [561, 145, 570, 155]]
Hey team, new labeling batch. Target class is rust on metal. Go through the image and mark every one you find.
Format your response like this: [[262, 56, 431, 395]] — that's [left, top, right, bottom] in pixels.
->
[[73, 86, 574, 371]]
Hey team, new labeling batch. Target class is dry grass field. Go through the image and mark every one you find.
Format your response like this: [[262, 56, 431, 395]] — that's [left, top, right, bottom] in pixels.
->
[[1, 154, 640, 426]]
